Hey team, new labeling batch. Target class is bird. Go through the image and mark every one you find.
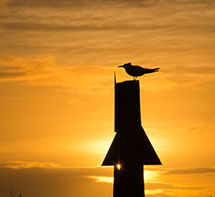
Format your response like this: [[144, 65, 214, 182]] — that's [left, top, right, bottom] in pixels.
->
[[118, 63, 160, 80]]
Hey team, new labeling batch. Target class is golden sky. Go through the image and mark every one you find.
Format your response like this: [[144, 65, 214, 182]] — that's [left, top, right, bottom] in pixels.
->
[[0, 0, 215, 197]]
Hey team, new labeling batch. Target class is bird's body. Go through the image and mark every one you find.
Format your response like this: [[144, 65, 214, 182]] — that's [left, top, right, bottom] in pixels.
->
[[119, 63, 159, 80]]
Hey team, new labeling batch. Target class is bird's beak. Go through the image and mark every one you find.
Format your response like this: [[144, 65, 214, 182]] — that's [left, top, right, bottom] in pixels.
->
[[118, 65, 124, 68]]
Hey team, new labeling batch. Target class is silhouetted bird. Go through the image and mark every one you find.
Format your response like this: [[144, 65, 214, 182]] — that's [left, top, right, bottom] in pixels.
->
[[119, 63, 160, 80]]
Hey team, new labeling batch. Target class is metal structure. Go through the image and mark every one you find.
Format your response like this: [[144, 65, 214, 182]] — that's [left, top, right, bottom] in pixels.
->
[[102, 79, 161, 197]]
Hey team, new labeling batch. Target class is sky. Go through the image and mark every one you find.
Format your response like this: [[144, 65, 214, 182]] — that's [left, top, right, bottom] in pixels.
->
[[0, 0, 215, 196]]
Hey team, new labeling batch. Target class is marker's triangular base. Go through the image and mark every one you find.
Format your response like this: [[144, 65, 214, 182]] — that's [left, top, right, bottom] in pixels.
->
[[102, 126, 161, 166]]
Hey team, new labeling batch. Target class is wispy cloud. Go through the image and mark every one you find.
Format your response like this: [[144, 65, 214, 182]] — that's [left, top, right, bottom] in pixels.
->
[[0, 0, 12, 7], [1, 56, 215, 93], [146, 166, 215, 175], [0, 163, 212, 197], [166, 66, 215, 75], [147, 193, 172, 197], [0, 160, 60, 169], [166, 166, 215, 175], [1, 0, 215, 68], [0, 56, 114, 94], [0, 165, 113, 197], [87, 175, 113, 183], [146, 182, 206, 190]]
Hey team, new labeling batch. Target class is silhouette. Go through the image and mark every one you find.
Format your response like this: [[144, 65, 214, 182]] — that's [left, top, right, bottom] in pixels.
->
[[102, 78, 161, 197], [118, 62, 159, 80]]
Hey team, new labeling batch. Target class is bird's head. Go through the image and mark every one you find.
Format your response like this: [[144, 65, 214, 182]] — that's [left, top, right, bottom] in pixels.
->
[[118, 62, 131, 69]]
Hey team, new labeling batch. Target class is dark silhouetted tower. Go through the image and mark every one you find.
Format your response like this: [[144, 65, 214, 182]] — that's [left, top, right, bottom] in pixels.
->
[[102, 80, 161, 197]]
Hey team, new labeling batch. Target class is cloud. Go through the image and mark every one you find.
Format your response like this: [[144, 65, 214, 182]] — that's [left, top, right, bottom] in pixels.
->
[[0, 71, 26, 78], [0, 0, 12, 7], [3, 0, 158, 8], [166, 167, 215, 175], [0, 56, 114, 94], [1, 55, 215, 93], [87, 175, 113, 183], [87, 169, 160, 184], [146, 190, 165, 195], [0, 166, 113, 197], [0, 56, 57, 82], [0, 162, 113, 177], [2, 0, 215, 39], [144, 65, 215, 91], [0, 160, 60, 169], [2, 1, 215, 34], [6, 0, 215, 9], [146, 182, 206, 190], [188, 123, 215, 132], [2, 21, 180, 32], [166, 66, 215, 75], [147, 194, 172, 197], [0, 163, 212, 197], [147, 165, 215, 176], [144, 166, 215, 176], [1, 0, 215, 74]]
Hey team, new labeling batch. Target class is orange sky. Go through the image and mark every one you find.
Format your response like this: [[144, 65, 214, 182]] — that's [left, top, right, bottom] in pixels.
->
[[0, 0, 215, 197]]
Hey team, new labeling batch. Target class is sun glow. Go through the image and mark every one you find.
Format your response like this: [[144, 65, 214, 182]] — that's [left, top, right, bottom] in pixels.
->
[[145, 190, 164, 195], [78, 138, 114, 155], [87, 176, 114, 183], [144, 170, 159, 182], [116, 164, 121, 170]]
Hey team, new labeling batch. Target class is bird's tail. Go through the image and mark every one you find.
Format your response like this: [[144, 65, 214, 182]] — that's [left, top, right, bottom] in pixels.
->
[[153, 68, 160, 72], [145, 67, 160, 74]]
